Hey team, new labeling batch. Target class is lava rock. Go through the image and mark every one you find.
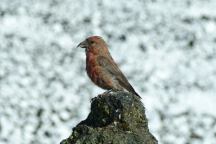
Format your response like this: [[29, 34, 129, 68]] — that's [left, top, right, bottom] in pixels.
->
[[60, 91, 158, 144]]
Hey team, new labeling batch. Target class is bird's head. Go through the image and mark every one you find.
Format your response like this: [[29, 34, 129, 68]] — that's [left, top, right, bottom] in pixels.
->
[[77, 36, 108, 53]]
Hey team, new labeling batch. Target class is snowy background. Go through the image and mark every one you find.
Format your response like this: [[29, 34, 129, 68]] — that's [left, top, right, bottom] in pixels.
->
[[0, 0, 216, 144]]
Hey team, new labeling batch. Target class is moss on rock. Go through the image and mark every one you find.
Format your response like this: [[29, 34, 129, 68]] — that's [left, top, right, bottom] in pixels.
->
[[60, 91, 158, 144]]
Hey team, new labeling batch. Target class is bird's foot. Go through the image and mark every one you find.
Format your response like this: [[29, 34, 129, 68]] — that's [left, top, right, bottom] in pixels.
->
[[98, 89, 113, 97]]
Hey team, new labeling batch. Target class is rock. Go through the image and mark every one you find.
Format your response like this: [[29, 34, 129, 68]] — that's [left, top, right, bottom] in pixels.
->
[[60, 91, 158, 144]]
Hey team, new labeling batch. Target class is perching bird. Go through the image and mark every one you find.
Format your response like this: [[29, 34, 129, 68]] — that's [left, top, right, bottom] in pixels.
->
[[77, 36, 140, 98]]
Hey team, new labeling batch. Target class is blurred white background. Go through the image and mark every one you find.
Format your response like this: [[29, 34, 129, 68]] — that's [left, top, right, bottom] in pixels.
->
[[0, 0, 216, 144]]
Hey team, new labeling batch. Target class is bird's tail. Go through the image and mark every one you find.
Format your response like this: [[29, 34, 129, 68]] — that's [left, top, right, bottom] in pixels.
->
[[133, 91, 141, 99]]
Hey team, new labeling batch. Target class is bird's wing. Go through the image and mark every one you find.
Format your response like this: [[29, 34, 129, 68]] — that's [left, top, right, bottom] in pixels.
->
[[97, 55, 140, 97]]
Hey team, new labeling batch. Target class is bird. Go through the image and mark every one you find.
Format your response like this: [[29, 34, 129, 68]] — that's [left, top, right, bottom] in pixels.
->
[[77, 36, 140, 98]]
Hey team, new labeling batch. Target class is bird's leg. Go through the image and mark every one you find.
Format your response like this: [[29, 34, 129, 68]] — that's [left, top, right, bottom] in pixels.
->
[[105, 89, 113, 94], [98, 89, 113, 97], [112, 89, 123, 93]]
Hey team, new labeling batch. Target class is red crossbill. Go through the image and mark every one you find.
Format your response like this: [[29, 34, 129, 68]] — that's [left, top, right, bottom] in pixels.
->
[[77, 36, 140, 98]]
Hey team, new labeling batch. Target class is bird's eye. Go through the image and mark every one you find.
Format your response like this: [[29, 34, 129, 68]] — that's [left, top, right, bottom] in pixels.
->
[[90, 41, 95, 44]]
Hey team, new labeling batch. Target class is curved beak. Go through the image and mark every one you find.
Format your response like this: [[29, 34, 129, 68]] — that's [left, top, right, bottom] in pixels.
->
[[77, 40, 88, 48]]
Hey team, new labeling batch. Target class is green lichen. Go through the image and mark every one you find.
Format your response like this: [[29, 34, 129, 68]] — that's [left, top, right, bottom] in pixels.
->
[[60, 91, 158, 144]]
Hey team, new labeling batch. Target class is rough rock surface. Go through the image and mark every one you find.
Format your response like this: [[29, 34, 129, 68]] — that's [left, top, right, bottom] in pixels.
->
[[60, 91, 157, 144]]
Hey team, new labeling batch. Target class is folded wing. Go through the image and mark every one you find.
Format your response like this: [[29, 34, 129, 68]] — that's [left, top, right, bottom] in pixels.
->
[[97, 55, 140, 98]]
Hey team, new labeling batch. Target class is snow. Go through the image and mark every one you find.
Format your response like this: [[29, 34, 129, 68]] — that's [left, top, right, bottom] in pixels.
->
[[0, 0, 216, 144]]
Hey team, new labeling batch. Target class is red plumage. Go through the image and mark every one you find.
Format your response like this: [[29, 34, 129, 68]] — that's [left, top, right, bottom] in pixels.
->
[[77, 36, 140, 98]]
